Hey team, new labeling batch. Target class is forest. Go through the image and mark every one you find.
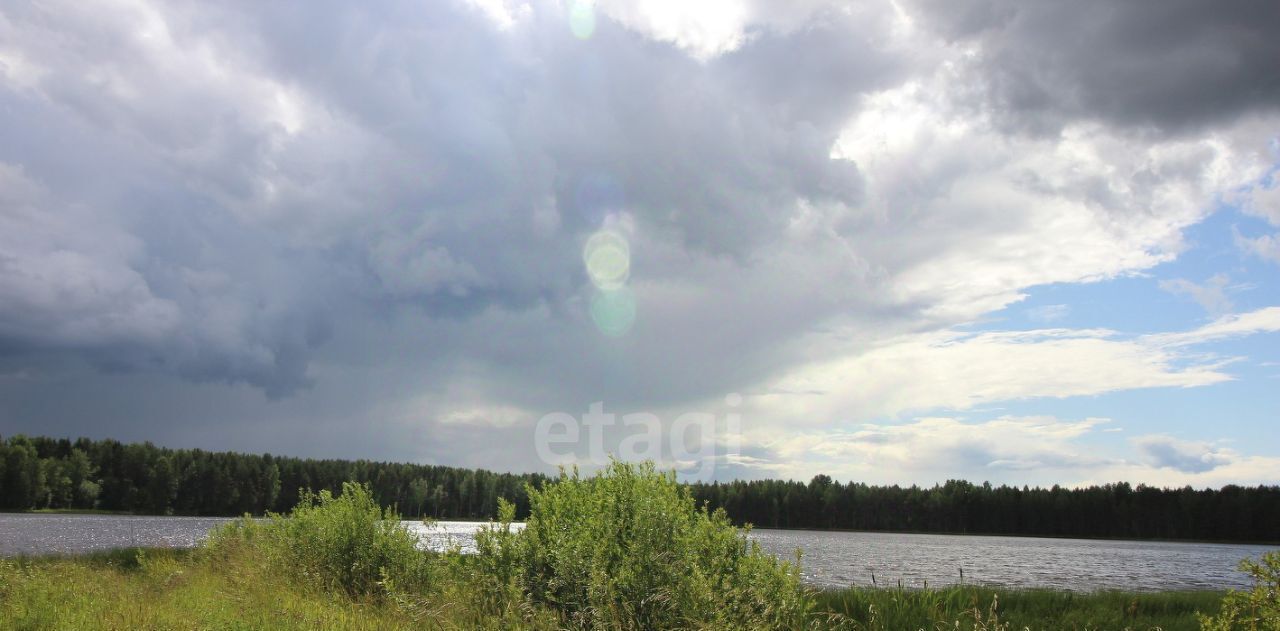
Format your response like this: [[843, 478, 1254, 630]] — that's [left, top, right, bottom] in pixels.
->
[[3, 435, 1278, 542], [0, 435, 547, 520]]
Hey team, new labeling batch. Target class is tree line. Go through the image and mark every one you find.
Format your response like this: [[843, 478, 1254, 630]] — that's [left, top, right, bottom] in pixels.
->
[[0, 435, 546, 519], [689, 475, 1280, 542], [2, 435, 1277, 542]]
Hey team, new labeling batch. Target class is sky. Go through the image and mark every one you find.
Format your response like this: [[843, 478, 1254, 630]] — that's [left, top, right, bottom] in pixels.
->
[[1, 0, 1278, 487]]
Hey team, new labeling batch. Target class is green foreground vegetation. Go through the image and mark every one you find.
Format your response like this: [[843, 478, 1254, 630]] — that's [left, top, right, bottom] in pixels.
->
[[2, 461, 1277, 630]]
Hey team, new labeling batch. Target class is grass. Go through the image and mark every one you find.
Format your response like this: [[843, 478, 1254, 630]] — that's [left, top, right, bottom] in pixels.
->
[[0, 547, 418, 630], [0, 552, 1228, 630], [816, 585, 1224, 631], [0, 463, 1269, 630]]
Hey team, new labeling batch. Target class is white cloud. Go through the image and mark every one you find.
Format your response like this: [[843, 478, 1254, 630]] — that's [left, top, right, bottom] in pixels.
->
[[463, 0, 531, 31], [0, 46, 45, 89], [1235, 230, 1280, 264], [736, 415, 1280, 487], [1025, 304, 1069, 323], [594, 0, 854, 61], [1158, 274, 1233, 316], [751, 329, 1222, 427], [1075, 456, 1280, 489], [1144, 306, 1280, 347], [713, 306, 1280, 463], [1231, 145, 1280, 264], [438, 405, 532, 428], [771, 415, 1111, 468], [833, 77, 1272, 323], [596, 0, 753, 59], [1243, 177, 1280, 226]]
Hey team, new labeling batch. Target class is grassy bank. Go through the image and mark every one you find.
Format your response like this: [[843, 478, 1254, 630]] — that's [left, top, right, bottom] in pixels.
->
[[0, 548, 417, 630], [815, 586, 1224, 631], [1, 462, 1274, 630], [0, 551, 1228, 630]]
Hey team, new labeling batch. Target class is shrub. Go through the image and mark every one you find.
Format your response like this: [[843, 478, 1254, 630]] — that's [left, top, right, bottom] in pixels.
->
[[207, 481, 430, 598], [1198, 550, 1280, 630], [475, 460, 814, 630]]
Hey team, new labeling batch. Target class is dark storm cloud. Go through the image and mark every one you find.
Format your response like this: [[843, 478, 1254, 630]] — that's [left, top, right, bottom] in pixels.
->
[[3, 0, 1278, 483], [0, 105, 340, 397], [905, 0, 1280, 134], [200, 0, 899, 253], [0, 0, 906, 398]]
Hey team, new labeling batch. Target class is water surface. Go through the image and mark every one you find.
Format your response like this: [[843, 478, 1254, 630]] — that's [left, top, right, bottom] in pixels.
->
[[0, 514, 234, 556], [2, 514, 1272, 591], [748, 528, 1273, 591]]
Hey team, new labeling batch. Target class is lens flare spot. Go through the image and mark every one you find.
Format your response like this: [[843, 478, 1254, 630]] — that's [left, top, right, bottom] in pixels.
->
[[583, 230, 629, 290], [591, 288, 636, 336], [568, 0, 595, 39]]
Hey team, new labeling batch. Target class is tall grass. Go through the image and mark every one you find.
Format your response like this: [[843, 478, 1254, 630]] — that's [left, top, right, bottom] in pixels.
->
[[0, 547, 415, 630], [816, 585, 1223, 631]]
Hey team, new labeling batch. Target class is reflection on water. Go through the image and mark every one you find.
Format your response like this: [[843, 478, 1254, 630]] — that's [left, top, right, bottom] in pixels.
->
[[2, 514, 1273, 591], [404, 520, 523, 554], [748, 529, 1274, 591], [0, 514, 235, 555]]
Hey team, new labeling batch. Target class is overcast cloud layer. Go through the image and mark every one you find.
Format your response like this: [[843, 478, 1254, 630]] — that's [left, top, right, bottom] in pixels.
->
[[1, 0, 1278, 486]]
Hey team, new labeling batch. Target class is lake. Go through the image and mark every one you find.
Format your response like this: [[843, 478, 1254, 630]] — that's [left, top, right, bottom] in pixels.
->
[[2, 514, 1273, 592]]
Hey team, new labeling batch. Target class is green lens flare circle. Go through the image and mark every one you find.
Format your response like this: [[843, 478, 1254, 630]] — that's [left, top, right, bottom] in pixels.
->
[[569, 1, 596, 39], [583, 230, 630, 290], [591, 288, 636, 337]]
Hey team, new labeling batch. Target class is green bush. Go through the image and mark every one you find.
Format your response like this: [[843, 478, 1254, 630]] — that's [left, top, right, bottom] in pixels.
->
[[208, 481, 430, 598], [475, 460, 815, 630], [1198, 550, 1280, 630]]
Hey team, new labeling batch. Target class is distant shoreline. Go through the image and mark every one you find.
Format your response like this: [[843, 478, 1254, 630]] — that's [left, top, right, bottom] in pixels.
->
[[746, 523, 1280, 547]]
